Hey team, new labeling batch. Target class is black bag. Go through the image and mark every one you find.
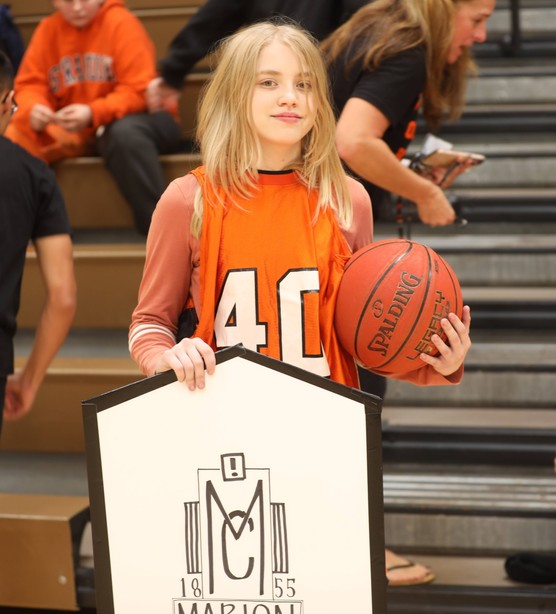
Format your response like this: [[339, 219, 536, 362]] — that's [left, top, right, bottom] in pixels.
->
[[505, 552, 556, 584], [177, 307, 199, 342]]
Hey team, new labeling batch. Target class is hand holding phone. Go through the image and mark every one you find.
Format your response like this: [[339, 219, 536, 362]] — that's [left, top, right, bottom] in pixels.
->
[[410, 148, 485, 189]]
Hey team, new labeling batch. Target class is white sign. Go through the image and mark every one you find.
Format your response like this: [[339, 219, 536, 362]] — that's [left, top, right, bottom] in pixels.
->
[[83, 346, 385, 614]]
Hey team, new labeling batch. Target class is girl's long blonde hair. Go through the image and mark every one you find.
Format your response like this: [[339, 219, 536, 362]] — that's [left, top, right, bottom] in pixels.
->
[[192, 21, 352, 237], [321, 0, 477, 131]]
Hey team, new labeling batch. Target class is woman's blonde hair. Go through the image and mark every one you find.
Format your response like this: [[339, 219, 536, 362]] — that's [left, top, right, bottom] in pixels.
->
[[321, 0, 477, 131], [192, 20, 352, 236]]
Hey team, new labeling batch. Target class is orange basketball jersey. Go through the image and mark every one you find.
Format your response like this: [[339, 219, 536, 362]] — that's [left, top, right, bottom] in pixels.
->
[[191, 167, 359, 388]]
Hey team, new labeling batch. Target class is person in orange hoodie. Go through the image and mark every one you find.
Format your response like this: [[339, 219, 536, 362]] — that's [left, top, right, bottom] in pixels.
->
[[6, 0, 182, 235]]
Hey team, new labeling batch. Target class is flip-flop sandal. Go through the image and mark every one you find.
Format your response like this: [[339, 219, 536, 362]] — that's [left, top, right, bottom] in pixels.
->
[[387, 561, 436, 586]]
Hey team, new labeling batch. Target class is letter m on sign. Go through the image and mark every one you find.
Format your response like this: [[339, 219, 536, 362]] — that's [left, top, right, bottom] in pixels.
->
[[205, 479, 267, 596]]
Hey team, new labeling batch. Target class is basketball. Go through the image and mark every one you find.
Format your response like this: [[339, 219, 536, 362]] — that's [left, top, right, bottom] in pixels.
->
[[335, 239, 463, 375]]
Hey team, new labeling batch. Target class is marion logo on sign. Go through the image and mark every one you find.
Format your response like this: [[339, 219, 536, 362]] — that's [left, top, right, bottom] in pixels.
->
[[174, 453, 303, 614]]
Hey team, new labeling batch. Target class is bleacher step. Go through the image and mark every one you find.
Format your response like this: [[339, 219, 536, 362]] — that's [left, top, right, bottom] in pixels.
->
[[463, 286, 556, 329], [383, 466, 556, 556], [0, 493, 89, 611], [433, 103, 556, 134], [387, 553, 556, 614], [0, 451, 87, 496], [463, 285, 556, 301], [53, 153, 200, 229], [386, 328, 556, 408], [411, 131, 556, 160], [454, 156, 556, 189], [467, 71, 556, 104], [450, 188, 556, 223], [382, 406, 556, 465], [383, 406, 556, 430], [487, 1, 556, 37], [20, 241, 146, 328], [387, 369, 555, 409]]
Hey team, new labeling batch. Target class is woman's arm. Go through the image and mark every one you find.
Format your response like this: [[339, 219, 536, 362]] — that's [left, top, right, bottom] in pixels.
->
[[336, 97, 456, 227]]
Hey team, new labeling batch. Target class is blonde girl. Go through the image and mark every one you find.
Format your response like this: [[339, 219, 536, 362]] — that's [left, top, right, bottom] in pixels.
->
[[129, 21, 471, 588]]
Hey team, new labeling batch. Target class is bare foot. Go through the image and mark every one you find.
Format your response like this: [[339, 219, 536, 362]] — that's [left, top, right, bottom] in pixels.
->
[[385, 549, 435, 586]]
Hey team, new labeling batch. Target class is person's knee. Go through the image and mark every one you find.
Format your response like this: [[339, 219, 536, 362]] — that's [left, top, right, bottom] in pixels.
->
[[98, 114, 155, 157]]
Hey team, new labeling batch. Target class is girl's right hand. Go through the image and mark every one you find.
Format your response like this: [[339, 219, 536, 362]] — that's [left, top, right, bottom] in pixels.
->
[[155, 337, 216, 390]]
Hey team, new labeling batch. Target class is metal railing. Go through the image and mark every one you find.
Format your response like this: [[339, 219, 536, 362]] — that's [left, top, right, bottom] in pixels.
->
[[503, 0, 522, 56], [500, 0, 556, 57]]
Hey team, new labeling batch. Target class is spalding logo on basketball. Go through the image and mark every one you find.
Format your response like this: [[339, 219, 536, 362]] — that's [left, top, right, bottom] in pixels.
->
[[335, 239, 463, 375]]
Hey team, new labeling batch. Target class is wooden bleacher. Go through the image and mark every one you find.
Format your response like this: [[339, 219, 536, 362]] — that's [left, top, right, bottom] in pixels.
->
[[0, 494, 89, 610], [42, 153, 200, 229]]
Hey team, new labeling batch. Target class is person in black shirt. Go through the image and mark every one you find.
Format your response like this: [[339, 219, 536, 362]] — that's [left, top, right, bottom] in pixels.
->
[[146, 0, 368, 113], [323, 0, 496, 226], [0, 51, 76, 431]]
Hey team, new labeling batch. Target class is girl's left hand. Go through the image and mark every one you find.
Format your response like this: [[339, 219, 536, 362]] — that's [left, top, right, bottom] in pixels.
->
[[419, 306, 471, 376]]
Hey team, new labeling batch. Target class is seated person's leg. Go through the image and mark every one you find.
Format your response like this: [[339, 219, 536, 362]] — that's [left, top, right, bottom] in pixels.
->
[[97, 112, 182, 236]]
